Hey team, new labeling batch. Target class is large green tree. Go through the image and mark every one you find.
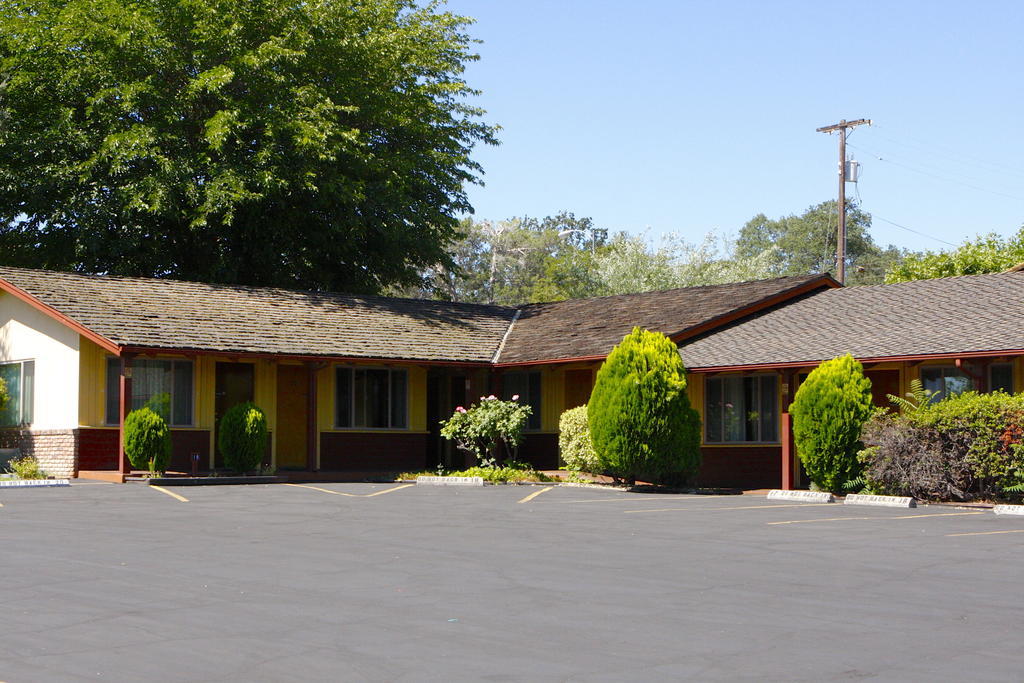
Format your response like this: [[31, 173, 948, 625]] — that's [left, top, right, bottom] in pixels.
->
[[409, 217, 781, 305], [736, 200, 905, 285], [885, 228, 1024, 283], [593, 231, 779, 295], [0, 0, 496, 292], [406, 211, 607, 304]]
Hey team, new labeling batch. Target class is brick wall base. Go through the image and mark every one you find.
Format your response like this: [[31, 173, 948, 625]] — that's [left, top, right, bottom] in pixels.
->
[[0, 429, 78, 478]]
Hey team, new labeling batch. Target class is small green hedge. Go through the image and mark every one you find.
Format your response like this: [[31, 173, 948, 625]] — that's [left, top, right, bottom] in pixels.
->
[[124, 407, 172, 474], [558, 405, 600, 474], [218, 402, 269, 473], [397, 464, 552, 483]]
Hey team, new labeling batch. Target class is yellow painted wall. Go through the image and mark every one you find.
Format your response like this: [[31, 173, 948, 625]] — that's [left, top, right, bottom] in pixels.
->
[[78, 337, 108, 427], [539, 366, 562, 432]]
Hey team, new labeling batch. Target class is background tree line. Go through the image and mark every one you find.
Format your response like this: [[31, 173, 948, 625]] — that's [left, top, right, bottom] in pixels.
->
[[398, 200, 917, 305]]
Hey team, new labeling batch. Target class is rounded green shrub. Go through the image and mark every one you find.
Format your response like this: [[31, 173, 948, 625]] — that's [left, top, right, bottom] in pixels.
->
[[588, 327, 701, 485], [558, 405, 600, 473], [790, 353, 874, 492], [861, 390, 1024, 500], [218, 402, 269, 473], [124, 407, 172, 474]]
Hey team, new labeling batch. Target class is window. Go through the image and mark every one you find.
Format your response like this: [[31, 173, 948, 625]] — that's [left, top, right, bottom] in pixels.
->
[[990, 363, 1014, 394], [335, 367, 407, 429], [105, 358, 194, 426], [921, 366, 972, 402], [704, 374, 778, 443], [502, 371, 542, 430], [0, 360, 34, 427]]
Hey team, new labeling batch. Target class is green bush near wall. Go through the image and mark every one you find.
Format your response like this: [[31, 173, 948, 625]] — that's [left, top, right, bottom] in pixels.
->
[[588, 327, 701, 485], [558, 405, 600, 474], [862, 390, 1024, 500], [790, 353, 874, 492], [218, 402, 269, 474], [124, 407, 172, 474]]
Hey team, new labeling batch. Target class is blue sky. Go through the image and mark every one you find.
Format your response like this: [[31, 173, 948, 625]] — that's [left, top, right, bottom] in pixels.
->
[[444, 0, 1024, 252]]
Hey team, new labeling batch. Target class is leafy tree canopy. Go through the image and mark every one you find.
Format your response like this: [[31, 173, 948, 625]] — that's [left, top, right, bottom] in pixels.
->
[[593, 231, 779, 295], [736, 200, 906, 285], [0, 0, 496, 292], [884, 228, 1024, 283], [406, 211, 607, 304], [405, 213, 779, 305]]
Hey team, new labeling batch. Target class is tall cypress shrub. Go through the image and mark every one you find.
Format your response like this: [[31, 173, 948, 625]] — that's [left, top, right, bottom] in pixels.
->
[[588, 327, 701, 485], [790, 353, 874, 492]]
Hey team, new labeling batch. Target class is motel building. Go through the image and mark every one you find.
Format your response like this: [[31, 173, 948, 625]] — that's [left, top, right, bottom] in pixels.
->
[[1, 265, 1022, 487]]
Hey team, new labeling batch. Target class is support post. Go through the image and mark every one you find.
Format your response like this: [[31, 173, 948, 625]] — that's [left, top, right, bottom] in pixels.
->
[[781, 412, 794, 490], [306, 363, 318, 472], [816, 118, 871, 285], [118, 355, 134, 475]]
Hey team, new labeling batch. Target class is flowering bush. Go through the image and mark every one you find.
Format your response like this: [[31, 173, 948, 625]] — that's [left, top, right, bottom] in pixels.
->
[[439, 395, 532, 464]]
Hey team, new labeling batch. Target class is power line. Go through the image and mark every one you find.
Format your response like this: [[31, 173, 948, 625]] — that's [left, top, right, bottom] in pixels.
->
[[870, 123, 1024, 179], [847, 143, 1024, 202], [870, 214, 959, 248], [853, 178, 963, 249], [849, 141, 1024, 193]]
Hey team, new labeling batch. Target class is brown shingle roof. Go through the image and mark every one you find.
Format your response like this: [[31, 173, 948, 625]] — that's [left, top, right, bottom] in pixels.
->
[[0, 266, 516, 363], [496, 274, 835, 364], [679, 271, 1024, 369]]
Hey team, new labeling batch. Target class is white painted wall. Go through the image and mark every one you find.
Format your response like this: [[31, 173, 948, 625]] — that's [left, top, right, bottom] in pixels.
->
[[0, 292, 80, 429]]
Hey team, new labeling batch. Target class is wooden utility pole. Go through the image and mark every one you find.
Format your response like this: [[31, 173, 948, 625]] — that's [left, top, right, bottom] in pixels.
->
[[816, 118, 871, 284]]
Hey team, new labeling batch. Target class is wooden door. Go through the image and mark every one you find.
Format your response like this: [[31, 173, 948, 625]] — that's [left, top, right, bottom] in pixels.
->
[[276, 365, 308, 469], [564, 369, 594, 410], [865, 370, 900, 409]]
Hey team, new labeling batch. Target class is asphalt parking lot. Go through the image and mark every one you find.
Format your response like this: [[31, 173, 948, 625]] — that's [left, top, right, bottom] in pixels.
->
[[2, 482, 1023, 682]]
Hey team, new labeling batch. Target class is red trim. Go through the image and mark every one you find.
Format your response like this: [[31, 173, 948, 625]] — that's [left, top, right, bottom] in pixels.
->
[[120, 345, 492, 367], [688, 348, 1024, 373], [494, 354, 607, 369], [781, 413, 794, 490], [668, 275, 841, 343], [0, 277, 121, 354], [118, 355, 134, 474]]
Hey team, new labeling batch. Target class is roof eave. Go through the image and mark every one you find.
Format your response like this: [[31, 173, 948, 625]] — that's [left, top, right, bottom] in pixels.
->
[[668, 274, 840, 343], [686, 347, 1024, 373], [0, 276, 122, 355], [119, 344, 494, 367]]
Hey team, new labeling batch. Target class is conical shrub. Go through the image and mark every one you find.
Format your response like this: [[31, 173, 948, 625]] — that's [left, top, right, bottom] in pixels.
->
[[790, 353, 874, 492], [588, 327, 701, 485]]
